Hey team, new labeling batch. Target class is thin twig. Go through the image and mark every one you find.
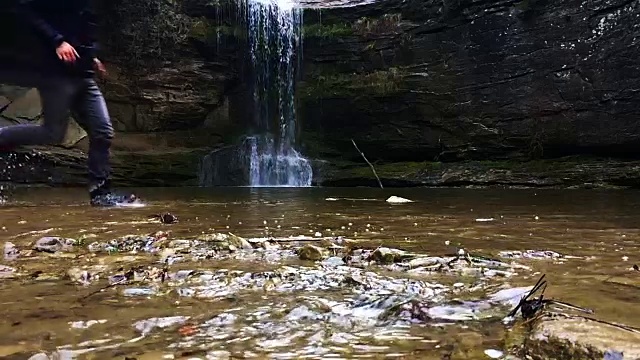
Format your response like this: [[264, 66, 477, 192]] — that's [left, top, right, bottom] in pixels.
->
[[351, 139, 383, 189]]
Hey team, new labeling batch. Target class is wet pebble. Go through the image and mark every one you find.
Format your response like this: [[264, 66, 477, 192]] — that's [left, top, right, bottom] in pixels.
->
[[484, 349, 504, 358], [0, 264, 16, 278], [298, 244, 326, 261], [123, 288, 157, 297], [371, 247, 406, 264], [133, 316, 190, 336], [67, 267, 104, 285], [604, 350, 624, 360], [158, 213, 178, 224], [88, 234, 161, 254], [69, 319, 107, 329], [3, 242, 18, 261], [322, 256, 345, 267], [498, 250, 562, 260], [488, 286, 533, 307], [386, 196, 413, 204], [426, 305, 480, 321], [27, 353, 50, 360], [34, 237, 75, 253], [206, 350, 231, 359]]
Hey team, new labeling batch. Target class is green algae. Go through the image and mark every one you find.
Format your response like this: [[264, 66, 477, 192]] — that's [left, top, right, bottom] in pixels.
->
[[302, 13, 402, 39], [303, 23, 354, 38], [299, 68, 406, 99]]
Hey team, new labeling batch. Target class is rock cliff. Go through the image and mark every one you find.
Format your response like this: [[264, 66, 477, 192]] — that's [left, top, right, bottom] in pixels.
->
[[297, 0, 640, 187], [2, 0, 640, 189]]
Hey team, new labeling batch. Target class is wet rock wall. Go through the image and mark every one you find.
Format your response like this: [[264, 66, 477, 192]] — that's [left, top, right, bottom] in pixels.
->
[[3, 0, 640, 188]]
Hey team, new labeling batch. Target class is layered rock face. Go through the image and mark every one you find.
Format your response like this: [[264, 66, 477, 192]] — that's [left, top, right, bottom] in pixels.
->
[[297, 0, 640, 187], [2, 0, 640, 188]]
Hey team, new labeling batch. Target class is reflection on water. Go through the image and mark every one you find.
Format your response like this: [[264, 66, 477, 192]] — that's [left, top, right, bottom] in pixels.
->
[[0, 187, 639, 358]]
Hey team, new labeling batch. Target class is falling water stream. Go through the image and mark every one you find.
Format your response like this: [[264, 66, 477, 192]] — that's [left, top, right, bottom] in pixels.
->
[[242, 0, 313, 187]]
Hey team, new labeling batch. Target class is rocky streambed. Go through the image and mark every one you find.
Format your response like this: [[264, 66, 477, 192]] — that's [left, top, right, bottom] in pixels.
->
[[2, 229, 638, 360]]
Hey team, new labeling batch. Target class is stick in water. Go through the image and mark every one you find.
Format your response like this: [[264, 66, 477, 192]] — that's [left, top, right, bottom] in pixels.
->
[[351, 139, 383, 189]]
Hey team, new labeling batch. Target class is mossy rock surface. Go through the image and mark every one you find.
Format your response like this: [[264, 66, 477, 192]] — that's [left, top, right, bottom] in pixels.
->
[[528, 317, 640, 360], [504, 316, 640, 360]]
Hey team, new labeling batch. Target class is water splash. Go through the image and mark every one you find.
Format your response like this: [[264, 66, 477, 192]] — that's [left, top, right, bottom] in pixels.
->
[[245, 135, 312, 187], [241, 0, 312, 187]]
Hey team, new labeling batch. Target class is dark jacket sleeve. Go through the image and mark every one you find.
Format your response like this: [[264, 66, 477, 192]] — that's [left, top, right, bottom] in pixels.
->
[[15, 0, 64, 48], [80, 3, 99, 59]]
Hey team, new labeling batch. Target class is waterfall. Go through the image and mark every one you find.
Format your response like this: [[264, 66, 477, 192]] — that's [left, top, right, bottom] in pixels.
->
[[240, 0, 313, 187]]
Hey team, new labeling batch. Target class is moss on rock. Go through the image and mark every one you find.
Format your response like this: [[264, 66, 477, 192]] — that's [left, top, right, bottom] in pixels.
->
[[299, 68, 406, 100], [303, 23, 354, 38], [501, 315, 640, 360], [302, 14, 402, 39]]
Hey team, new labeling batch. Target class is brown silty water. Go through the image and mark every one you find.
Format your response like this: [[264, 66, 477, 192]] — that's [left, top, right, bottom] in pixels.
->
[[0, 187, 638, 359]]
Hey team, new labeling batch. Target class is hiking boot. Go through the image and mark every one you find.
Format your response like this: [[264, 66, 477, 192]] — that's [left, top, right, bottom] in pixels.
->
[[89, 180, 140, 207], [90, 192, 139, 207]]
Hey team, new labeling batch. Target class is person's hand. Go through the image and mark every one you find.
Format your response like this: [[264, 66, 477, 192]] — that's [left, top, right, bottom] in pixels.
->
[[93, 58, 107, 77], [56, 41, 79, 63]]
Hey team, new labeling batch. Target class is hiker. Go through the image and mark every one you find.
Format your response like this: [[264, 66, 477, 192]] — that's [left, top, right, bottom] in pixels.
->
[[0, 0, 138, 206]]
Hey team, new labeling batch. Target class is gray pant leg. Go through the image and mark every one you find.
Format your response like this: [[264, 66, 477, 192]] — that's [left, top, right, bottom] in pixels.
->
[[0, 70, 79, 147], [70, 79, 114, 189]]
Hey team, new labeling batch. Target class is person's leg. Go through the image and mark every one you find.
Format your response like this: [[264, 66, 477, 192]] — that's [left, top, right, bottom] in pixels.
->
[[71, 78, 137, 206], [0, 72, 77, 150]]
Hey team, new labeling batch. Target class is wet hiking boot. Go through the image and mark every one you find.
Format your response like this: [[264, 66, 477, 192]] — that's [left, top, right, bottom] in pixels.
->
[[90, 192, 139, 207], [89, 180, 140, 207]]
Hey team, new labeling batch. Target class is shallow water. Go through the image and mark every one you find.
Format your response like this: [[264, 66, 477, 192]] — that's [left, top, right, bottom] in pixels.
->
[[0, 187, 639, 359]]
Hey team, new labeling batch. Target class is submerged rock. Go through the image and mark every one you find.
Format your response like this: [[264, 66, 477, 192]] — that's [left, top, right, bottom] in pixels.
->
[[3, 242, 18, 261], [499, 250, 564, 260], [87, 233, 165, 254], [370, 247, 407, 264], [147, 212, 179, 224], [69, 319, 107, 329], [197, 232, 253, 251], [298, 244, 327, 261], [133, 316, 190, 336], [526, 316, 640, 360], [33, 237, 75, 253], [0, 264, 16, 279], [66, 265, 109, 285], [123, 288, 157, 297]]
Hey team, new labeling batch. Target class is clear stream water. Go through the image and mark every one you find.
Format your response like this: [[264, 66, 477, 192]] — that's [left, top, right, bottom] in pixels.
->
[[0, 187, 639, 359]]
